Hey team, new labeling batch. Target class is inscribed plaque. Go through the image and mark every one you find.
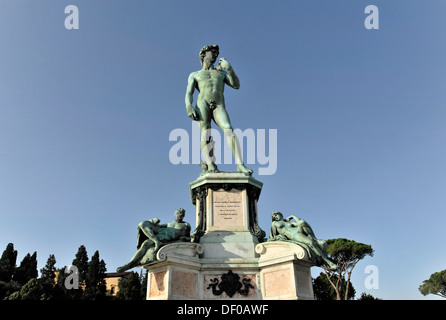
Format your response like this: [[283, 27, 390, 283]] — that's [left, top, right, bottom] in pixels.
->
[[212, 190, 244, 227]]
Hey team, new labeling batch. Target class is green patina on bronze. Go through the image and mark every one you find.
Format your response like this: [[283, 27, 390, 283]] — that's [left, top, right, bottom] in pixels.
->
[[269, 212, 337, 270], [185, 44, 252, 176], [117, 208, 191, 272]]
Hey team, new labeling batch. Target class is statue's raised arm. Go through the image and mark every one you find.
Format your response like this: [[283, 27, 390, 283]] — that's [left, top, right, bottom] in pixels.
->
[[217, 57, 240, 89]]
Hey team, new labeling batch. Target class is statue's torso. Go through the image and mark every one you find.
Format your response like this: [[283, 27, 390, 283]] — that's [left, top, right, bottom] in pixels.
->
[[195, 69, 226, 104], [274, 220, 298, 239], [156, 221, 190, 242]]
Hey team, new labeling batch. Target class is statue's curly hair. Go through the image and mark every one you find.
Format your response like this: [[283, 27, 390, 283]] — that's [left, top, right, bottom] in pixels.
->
[[175, 208, 186, 215], [199, 44, 219, 65]]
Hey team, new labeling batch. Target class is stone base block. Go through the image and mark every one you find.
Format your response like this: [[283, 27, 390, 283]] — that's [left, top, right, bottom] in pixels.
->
[[256, 241, 314, 300], [145, 242, 202, 300], [144, 241, 315, 300], [199, 231, 260, 259]]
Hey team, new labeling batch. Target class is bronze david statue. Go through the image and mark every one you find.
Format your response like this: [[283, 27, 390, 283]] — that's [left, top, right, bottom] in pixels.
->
[[185, 44, 253, 175]]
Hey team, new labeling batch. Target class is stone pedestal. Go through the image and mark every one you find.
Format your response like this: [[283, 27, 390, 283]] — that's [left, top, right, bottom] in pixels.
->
[[256, 241, 315, 300], [145, 242, 203, 300], [144, 242, 263, 299], [189, 173, 264, 299], [144, 241, 315, 300], [144, 173, 315, 300], [189, 172, 265, 257]]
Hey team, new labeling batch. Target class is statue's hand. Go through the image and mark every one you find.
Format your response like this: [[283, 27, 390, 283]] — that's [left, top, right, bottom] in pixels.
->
[[186, 105, 199, 121], [217, 57, 231, 70]]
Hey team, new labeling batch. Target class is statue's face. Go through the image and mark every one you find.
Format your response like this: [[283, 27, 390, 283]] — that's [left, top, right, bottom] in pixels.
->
[[175, 210, 185, 221], [204, 49, 219, 64], [272, 212, 283, 221]]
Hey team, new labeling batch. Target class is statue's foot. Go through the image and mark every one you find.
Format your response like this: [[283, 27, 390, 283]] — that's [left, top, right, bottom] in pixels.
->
[[200, 163, 220, 176], [116, 266, 127, 273], [207, 163, 219, 173], [324, 261, 338, 271], [237, 163, 253, 176]]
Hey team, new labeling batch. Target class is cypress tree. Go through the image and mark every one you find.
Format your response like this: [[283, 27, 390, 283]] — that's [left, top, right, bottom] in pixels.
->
[[72, 245, 89, 285], [140, 269, 147, 299], [55, 266, 80, 300], [0, 243, 18, 282], [84, 250, 107, 299], [14, 252, 38, 286], [40, 254, 57, 283], [117, 272, 143, 300]]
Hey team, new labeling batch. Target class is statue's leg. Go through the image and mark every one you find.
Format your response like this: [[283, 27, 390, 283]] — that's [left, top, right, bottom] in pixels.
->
[[196, 101, 218, 172], [117, 240, 152, 272], [214, 106, 252, 175], [307, 238, 337, 270], [138, 221, 161, 250]]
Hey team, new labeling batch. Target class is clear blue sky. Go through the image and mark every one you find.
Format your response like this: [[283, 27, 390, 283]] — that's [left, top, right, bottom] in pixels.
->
[[0, 0, 445, 300]]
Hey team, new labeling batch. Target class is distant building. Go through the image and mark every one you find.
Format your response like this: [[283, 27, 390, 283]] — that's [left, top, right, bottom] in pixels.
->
[[54, 270, 131, 297], [105, 271, 131, 296]]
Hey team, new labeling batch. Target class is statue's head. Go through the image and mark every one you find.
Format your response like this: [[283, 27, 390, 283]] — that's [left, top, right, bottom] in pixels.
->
[[174, 208, 186, 221], [199, 44, 219, 66], [271, 211, 283, 221]]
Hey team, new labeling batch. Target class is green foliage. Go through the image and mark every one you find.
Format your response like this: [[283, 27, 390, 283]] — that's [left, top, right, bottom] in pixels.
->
[[7, 278, 45, 300], [326, 238, 374, 266], [418, 269, 446, 298], [358, 292, 382, 300], [72, 245, 89, 284], [17, 278, 44, 300], [40, 254, 57, 283], [55, 266, 82, 300], [8, 277, 66, 300], [116, 271, 144, 300], [7, 290, 21, 300], [83, 250, 107, 300], [0, 243, 116, 300], [323, 238, 374, 300], [0, 280, 21, 300], [140, 269, 147, 298], [313, 272, 355, 300], [14, 252, 38, 285], [0, 243, 18, 282]]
